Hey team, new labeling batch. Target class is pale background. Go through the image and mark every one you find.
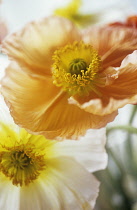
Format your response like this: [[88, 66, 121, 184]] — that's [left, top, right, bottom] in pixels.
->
[[0, 0, 137, 33]]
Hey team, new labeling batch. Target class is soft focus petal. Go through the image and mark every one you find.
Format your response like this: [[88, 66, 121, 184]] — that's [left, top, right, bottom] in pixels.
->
[[19, 157, 99, 210], [2, 62, 117, 139], [54, 0, 82, 19], [126, 16, 137, 27], [46, 157, 99, 209], [120, 50, 137, 67], [54, 0, 98, 28], [2, 16, 81, 77], [53, 128, 107, 172], [109, 16, 137, 28], [20, 180, 61, 210], [0, 21, 8, 42], [82, 26, 137, 69], [0, 175, 20, 210], [0, 94, 15, 125]]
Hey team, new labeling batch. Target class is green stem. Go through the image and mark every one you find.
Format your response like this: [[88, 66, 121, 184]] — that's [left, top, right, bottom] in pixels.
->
[[129, 105, 137, 124], [107, 125, 137, 135], [126, 105, 137, 173], [107, 105, 137, 174], [107, 149, 125, 174]]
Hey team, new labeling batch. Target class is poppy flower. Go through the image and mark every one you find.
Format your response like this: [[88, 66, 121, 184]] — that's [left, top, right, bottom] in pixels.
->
[[2, 16, 137, 139], [0, 95, 107, 210]]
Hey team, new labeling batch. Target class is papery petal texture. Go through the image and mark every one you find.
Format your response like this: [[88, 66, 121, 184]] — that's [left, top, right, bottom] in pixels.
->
[[2, 16, 81, 77], [2, 61, 116, 139], [71, 50, 137, 116], [82, 25, 137, 68]]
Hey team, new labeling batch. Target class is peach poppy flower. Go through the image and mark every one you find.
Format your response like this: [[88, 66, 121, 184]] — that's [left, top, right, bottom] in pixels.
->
[[2, 16, 137, 139]]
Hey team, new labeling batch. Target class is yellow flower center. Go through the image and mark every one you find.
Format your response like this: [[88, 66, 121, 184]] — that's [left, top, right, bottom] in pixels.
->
[[0, 143, 46, 186], [52, 42, 101, 96]]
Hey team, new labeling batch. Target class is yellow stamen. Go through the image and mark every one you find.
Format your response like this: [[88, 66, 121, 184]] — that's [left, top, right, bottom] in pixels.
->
[[0, 143, 46, 186], [0, 126, 57, 187], [52, 42, 101, 96]]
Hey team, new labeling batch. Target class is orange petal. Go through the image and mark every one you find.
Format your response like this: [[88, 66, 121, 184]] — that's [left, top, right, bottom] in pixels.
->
[[104, 50, 137, 100], [1, 62, 117, 140], [82, 26, 137, 69], [2, 16, 81, 77], [126, 16, 137, 27], [70, 51, 137, 116], [109, 16, 137, 28]]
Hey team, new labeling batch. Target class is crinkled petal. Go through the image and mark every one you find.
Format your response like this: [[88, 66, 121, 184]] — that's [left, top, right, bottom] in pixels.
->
[[1, 62, 116, 139], [82, 26, 137, 69], [53, 128, 108, 172], [120, 50, 137, 68], [2, 16, 81, 77], [71, 51, 137, 116]]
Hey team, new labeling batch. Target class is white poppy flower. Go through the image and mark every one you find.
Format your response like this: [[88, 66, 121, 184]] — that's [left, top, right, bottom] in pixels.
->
[[0, 95, 107, 210]]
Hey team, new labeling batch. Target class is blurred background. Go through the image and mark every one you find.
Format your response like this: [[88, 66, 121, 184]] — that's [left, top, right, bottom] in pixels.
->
[[1, 0, 137, 209], [0, 0, 137, 33]]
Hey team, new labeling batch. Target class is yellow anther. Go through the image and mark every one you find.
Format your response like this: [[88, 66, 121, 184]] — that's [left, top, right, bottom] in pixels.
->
[[0, 144, 46, 186], [52, 41, 101, 96]]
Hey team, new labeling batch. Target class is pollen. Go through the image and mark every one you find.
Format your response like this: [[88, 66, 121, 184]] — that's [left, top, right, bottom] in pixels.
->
[[0, 143, 46, 186], [52, 41, 101, 96]]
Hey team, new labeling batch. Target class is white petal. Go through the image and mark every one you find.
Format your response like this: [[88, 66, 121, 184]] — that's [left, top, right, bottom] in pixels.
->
[[0, 158, 99, 209], [0, 54, 9, 79], [0, 94, 20, 134], [0, 95, 13, 123], [54, 128, 108, 172], [121, 50, 137, 68], [46, 157, 100, 209], [0, 176, 20, 210], [20, 179, 61, 210], [20, 157, 99, 210]]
